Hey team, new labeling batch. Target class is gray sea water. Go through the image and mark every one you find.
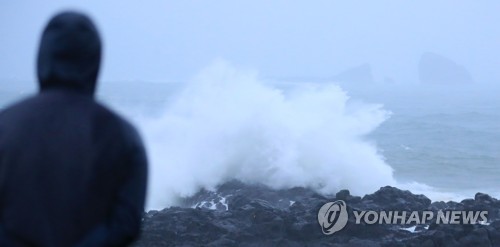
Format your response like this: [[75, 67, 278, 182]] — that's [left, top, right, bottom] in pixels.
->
[[358, 83, 500, 199], [374, 110, 500, 194]]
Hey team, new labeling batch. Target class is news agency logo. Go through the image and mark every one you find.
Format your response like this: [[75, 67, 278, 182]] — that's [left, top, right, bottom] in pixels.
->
[[317, 200, 489, 235], [317, 200, 348, 235]]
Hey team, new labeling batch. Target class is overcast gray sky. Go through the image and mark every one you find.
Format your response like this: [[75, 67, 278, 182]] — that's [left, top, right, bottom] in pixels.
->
[[1, 1, 499, 84]]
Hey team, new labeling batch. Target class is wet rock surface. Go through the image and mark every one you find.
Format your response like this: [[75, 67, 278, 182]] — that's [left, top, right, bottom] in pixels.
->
[[133, 181, 500, 247]]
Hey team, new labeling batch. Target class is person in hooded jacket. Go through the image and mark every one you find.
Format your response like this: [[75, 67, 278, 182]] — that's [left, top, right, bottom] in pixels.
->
[[0, 11, 148, 247]]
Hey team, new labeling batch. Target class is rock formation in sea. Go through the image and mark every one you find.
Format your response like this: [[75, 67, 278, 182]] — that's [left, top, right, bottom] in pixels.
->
[[418, 52, 474, 85]]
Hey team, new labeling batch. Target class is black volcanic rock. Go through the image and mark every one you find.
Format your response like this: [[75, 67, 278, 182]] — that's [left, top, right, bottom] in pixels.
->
[[133, 181, 500, 246], [361, 186, 431, 211]]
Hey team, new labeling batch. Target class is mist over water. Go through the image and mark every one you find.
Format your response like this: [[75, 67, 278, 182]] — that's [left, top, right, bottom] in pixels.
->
[[134, 61, 396, 209], [2, 60, 498, 210]]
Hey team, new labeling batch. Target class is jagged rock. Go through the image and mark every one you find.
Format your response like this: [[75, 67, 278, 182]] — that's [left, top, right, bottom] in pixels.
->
[[133, 180, 500, 246], [361, 186, 431, 211]]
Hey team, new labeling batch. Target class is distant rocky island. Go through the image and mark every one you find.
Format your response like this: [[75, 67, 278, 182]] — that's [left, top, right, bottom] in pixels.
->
[[133, 180, 500, 246], [419, 52, 474, 85]]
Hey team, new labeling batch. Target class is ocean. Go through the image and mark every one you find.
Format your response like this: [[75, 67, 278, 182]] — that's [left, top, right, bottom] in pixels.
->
[[371, 92, 500, 200], [347, 81, 500, 201], [2, 63, 499, 209]]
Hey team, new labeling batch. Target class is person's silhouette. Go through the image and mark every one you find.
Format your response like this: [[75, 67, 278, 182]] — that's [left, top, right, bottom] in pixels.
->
[[0, 11, 148, 247]]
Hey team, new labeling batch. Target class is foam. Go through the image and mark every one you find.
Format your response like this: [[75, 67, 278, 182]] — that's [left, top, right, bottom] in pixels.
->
[[134, 60, 395, 209]]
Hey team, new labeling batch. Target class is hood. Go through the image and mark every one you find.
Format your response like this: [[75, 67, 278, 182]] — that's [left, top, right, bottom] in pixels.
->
[[37, 11, 102, 95]]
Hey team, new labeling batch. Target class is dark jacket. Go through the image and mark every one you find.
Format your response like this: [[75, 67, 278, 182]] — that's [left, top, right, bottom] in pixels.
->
[[0, 12, 148, 247]]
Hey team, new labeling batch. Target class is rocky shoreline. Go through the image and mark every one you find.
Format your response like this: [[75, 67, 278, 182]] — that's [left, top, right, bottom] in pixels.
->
[[133, 181, 500, 246]]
